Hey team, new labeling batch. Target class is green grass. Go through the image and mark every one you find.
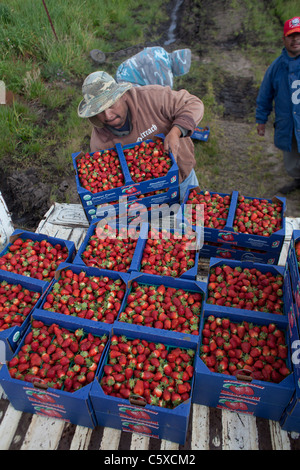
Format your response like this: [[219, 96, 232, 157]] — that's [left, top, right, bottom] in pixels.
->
[[0, 0, 297, 207], [0, 0, 166, 175]]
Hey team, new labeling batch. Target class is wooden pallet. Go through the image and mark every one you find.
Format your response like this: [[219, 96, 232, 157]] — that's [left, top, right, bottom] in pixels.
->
[[0, 203, 300, 450]]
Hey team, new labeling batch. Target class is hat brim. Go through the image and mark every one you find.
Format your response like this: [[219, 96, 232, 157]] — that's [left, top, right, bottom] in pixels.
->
[[285, 27, 300, 36], [78, 82, 132, 118]]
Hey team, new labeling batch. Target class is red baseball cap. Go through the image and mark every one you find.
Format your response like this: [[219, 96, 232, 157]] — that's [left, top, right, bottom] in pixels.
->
[[284, 17, 300, 36]]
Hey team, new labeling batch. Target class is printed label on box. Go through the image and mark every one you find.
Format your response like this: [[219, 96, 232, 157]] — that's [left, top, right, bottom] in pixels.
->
[[221, 381, 265, 400], [118, 404, 158, 424], [217, 396, 256, 414]]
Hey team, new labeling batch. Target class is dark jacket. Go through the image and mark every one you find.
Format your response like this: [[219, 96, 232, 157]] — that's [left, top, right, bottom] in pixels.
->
[[256, 48, 300, 152]]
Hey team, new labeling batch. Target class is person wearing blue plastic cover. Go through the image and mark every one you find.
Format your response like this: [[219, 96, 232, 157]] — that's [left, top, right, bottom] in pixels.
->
[[256, 17, 300, 195], [115, 47, 191, 89]]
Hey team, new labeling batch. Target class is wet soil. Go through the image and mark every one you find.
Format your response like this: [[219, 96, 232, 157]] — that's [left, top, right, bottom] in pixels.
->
[[1, 0, 299, 229]]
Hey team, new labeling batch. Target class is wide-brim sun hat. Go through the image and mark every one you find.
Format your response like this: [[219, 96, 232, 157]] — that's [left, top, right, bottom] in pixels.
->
[[78, 71, 132, 118]]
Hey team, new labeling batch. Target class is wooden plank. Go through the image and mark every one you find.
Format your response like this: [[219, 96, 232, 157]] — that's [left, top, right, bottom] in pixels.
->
[[99, 427, 122, 450], [0, 191, 14, 252], [69, 426, 93, 450], [222, 411, 259, 450], [0, 404, 23, 450], [190, 404, 210, 450], [20, 415, 65, 450]]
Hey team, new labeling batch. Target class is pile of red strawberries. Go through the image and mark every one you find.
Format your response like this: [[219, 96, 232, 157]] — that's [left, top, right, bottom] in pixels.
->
[[100, 334, 195, 408], [80, 224, 137, 273], [8, 320, 108, 392], [0, 237, 70, 282], [77, 148, 125, 193], [140, 227, 197, 278], [118, 282, 202, 335], [206, 264, 284, 314], [200, 315, 290, 383], [123, 138, 173, 183], [185, 188, 231, 228], [42, 268, 126, 324], [233, 196, 283, 236], [0, 280, 41, 331]]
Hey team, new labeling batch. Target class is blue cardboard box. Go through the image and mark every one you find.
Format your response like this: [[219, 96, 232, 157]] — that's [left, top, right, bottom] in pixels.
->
[[90, 324, 198, 444], [115, 271, 205, 340], [72, 136, 179, 210], [129, 222, 202, 280], [73, 221, 140, 274], [0, 311, 111, 428], [204, 258, 288, 326], [199, 241, 280, 265], [0, 229, 75, 282], [193, 309, 295, 421], [179, 186, 286, 253], [37, 262, 129, 328], [95, 186, 180, 223], [286, 230, 300, 313], [279, 271, 300, 431], [191, 126, 210, 142], [0, 271, 48, 361]]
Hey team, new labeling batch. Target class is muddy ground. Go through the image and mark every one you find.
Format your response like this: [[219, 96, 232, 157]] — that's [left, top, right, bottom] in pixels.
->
[[1, 0, 299, 229]]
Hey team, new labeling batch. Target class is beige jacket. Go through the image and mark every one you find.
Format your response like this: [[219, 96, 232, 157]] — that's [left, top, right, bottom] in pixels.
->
[[89, 85, 204, 183]]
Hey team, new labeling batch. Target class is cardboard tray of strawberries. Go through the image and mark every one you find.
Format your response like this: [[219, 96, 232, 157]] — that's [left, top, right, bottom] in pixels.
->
[[73, 221, 140, 274], [115, 271, 206, 339], [129, 223, 202, 280], [179, 186, 286, 253], [89, 323, 198, 444], [0, 310, 111, 428], [0, 270, 48, 360], [193, 301, 295, 422], [0, 229, 76, 283], [204, 258, 288, 326], [36, 262, 130, 328], [72, 136, 179, 213]]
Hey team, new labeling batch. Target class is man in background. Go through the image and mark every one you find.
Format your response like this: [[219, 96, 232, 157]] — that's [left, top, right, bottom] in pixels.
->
[[256, 16, 300, 194]]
